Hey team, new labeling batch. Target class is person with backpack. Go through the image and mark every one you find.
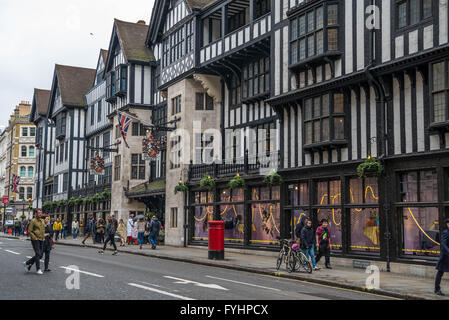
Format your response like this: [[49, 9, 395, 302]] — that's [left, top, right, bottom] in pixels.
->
[[136, 218, 146, 249], [315, 219, 332, 269], [96, 218, 105, 244], [300, 218, 319, 271], [98, 216, 118, 256], [24, 209, 45, 275], [149, 215, 161, 250], [435, 218, 449, 296], [82, 216, 95, 246], [62, 220, 68, 239]]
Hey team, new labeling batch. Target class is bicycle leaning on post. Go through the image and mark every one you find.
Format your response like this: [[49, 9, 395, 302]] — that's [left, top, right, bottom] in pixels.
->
[[276, 239, 313, 274]]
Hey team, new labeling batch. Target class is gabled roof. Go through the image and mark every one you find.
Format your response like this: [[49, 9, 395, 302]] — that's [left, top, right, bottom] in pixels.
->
[[100, 49, 109, 67], [147, 0, 217, 45], [30, 88, 51, 123], [114, 19, 154, 63], [48, 64, 96, 118]]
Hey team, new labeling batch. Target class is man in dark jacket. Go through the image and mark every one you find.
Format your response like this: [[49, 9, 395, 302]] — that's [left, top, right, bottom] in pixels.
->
[[435, 218, 449, 296], [99, 216, 118, 256], [24, 209, 45, 275], [149, 216, 161, 250], [295, 215, 307, 240], [300, 219, 319, 271], [43, 216, 54, 272], [82, 216, 95, 246]]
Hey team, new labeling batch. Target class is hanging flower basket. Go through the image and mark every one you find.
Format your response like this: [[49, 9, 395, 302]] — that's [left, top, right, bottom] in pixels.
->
[[52, 201, 59, 208], [83, 197, 93, 205], [93, 193, 102, 203], [68, 197, 76, 207], [75, 196, 84, 206], [229, 174, 246, 190], [264, 169, 283, 186], [357, 156, 383, 178], [58, 200, 67, 208], [174, 181, 189, 195], [200, 175, 216, 190], [101, 189, 111, 200]]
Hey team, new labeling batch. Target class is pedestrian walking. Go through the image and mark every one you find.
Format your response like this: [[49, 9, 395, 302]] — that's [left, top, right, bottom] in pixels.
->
[[117, 219, 127, 247], [14, 219, 21, 237], [43, 216, 54, 272], [98, 216, 118, 256], [62, 220, 68, 239], [137, 218, 146, 249], [315, 219, 332, 269], [53, 218, 62, 241], [24, 209, 45, 275], [300, 218, 319, 271], [72, 219, 79, 239], [435, 218, 449, 296], [127, 214, 134, 245], [132, 219, 138, 245], [149, 215, 161, 250], [97, 218, 105, 244], [82, 216, 95, 246]]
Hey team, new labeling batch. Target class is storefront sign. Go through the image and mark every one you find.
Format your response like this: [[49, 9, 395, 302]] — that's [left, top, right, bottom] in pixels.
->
[[2, 196, 9, 204]]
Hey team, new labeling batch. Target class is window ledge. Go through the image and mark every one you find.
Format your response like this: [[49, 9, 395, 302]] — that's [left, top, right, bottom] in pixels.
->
[[429, 121, 449, 132], [289, 51, 342, 72], [105, 96, 117, 103], [303, 140, 347, 151], [115, 89, 127, 98]]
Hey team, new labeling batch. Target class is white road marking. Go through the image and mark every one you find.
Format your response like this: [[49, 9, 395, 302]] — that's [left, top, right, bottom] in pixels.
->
[[59, 266, 104, 278], [164, 276, 229, 291], [4, 250, 20, 255], [205, 275, 282, 292], [128, 283, 195, 300]]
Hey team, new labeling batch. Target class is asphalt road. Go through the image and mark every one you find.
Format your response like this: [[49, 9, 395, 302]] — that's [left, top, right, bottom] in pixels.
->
[[0, 237, 396, 301]]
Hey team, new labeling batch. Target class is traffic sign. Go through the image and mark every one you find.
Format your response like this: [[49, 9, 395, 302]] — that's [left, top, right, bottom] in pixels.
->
[[2, 196, 9, 204]]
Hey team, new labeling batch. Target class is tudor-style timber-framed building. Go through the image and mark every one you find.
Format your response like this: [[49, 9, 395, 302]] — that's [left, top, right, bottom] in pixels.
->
[[70, 49, 113, 226], [104, 19, 167, 223], [30, 89, 53, 210], [142, 0, 449, 267], [46, 64, 96, 224]]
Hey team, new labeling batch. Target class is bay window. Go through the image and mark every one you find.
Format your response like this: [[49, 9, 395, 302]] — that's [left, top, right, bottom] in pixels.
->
[[242, 57, 270, 100], [290, 3, 340, 65]]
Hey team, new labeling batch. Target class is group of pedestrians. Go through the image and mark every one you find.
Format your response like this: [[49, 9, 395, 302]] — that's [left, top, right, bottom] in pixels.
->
[[81, 215, 119, 255], [23, 209, 53, 275], [295, 217, 333, 271], [126, 214, 162, 250]]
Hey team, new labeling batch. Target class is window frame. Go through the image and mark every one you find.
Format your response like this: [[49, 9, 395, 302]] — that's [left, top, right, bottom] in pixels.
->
[[303, 92, 346, 147], [430, 60, 449, 125], [131, 154, 146, 180], [395, 0, 433, 30]]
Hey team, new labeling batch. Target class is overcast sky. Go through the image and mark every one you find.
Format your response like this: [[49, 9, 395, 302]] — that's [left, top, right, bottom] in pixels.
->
[[0, 0, 155, 131]]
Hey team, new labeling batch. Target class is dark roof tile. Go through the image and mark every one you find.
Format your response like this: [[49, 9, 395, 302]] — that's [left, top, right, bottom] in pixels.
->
[[55, 64, 96, 107], [115, 19, 155, 62]]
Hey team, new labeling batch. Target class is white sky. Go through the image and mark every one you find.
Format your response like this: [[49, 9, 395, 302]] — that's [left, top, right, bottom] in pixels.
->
[[0, 0, 155, 130]]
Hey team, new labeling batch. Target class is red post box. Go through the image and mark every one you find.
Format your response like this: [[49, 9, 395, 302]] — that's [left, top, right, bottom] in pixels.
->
[[208, 221, 225, 260]]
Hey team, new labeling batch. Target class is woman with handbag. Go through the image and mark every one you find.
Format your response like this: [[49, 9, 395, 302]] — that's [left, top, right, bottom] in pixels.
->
[[117, 219, 127, 247], [97, 218, 105, 244]]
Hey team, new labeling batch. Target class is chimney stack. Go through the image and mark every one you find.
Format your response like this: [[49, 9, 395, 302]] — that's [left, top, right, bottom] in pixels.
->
[[137, 20, 146, 25]]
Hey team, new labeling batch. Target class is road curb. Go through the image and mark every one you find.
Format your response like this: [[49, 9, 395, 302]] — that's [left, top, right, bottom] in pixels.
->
[[52, 240, 434, 300]]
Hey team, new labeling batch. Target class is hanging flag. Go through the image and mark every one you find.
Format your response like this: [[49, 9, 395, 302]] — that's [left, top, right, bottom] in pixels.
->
[[118, 112, 132, 148], [11, 174, 20, 193]]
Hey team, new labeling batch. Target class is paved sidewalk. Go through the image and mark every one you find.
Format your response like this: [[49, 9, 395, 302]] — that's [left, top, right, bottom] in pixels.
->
[[2, 233, 448, 300]]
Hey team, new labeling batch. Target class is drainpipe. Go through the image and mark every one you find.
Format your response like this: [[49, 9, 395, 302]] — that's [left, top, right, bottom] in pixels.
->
[[362, 2, 391, 272]]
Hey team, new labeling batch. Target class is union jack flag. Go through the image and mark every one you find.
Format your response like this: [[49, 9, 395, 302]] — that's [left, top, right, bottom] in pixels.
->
[[118, 112, 132, 148], [11, 174, 20, 193]]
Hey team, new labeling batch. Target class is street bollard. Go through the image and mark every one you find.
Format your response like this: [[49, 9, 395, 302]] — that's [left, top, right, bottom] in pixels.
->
[[208, 221, 225, 260]]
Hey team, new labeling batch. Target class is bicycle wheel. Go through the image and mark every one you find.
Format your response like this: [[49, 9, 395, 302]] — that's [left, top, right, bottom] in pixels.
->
[[276, 250, 284, 270], [286, 252, 296, 273], [299, 252, 313, 274]]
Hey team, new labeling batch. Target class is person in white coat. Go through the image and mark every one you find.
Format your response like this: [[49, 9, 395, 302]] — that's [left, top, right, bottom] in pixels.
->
[[127, 214, 134, 245]]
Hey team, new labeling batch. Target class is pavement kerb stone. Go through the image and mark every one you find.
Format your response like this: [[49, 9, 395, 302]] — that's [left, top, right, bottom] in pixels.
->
[[51, 239, 430, 301]]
